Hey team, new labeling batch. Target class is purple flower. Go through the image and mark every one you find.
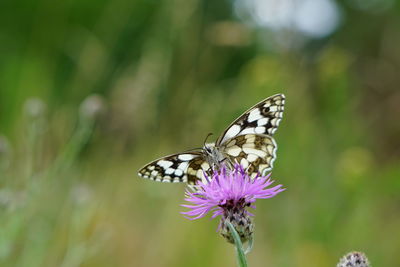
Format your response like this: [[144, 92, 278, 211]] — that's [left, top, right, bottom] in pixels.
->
[[337, 252, 370, 267], [181, 164, 285, 243]]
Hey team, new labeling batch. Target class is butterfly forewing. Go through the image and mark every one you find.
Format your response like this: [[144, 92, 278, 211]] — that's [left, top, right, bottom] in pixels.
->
[[138, 152, 209, 183], [222, 134, 277, 178], [217, 94, 285, 146]]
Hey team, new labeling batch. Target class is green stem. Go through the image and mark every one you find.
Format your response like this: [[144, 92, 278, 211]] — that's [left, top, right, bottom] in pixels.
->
[[48, 117, 95, 175], [226, 221, 248, 267]]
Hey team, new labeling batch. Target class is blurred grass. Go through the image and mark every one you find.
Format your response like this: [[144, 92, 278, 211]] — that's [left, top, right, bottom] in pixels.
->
[[1, 0, 400, 266]]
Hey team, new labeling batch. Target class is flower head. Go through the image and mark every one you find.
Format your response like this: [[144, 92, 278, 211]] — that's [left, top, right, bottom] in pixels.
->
[[181, 164, 285, 243], [337, 252, 370, 267]]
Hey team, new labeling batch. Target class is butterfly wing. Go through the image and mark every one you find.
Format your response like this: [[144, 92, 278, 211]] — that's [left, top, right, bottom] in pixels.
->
[[139, 94, 285, 183], [216, 94, 285, 146], [221, 134, 277, 177], [138, 152, 211, 184]]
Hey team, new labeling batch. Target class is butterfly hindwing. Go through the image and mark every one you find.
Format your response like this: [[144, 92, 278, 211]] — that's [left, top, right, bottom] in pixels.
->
[[186, 157, 211, 185], [222, 134, 277, 178], [217, 94, 285, 146], [138, 152, 209, 183]]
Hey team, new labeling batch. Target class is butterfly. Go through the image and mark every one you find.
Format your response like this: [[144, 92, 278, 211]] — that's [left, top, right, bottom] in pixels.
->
[[138, 94, 285, 185]]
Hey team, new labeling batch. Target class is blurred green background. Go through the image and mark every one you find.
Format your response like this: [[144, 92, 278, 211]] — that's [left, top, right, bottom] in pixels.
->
[[1, 0, 400, 266]]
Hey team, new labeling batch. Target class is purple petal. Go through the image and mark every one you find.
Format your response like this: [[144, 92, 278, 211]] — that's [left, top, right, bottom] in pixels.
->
[[181, 163, 285, 220]]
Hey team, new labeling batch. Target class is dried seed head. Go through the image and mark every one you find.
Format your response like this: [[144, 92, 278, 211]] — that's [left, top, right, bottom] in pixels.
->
[[79, 94, 106, 120], [24, 97, 46, 119]]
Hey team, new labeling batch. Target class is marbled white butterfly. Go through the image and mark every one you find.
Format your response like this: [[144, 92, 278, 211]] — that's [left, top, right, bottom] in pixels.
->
[[138, 94, 285, 184]]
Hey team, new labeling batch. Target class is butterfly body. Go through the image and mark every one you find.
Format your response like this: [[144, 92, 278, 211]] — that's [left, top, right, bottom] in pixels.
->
[[203, 142, 227, 169], [138, 94, 285, 185]]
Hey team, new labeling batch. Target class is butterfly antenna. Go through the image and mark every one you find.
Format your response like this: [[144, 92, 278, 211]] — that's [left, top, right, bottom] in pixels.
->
[[204, 133, 213, 147], [181, 133, 213, 153], [184, 147, 203, 152]]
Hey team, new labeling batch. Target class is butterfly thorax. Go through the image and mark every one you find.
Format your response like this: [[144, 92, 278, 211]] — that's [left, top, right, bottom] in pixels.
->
[[203, 143, 230, 170]]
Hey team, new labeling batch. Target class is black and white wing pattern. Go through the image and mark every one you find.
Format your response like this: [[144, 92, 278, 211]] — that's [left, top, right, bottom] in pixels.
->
[[138, 152, 211, 184], [217, 94, 285, 177], [216, 94, 285, 146], [221, 134, 277, 178], [138, 93, 285, 184]]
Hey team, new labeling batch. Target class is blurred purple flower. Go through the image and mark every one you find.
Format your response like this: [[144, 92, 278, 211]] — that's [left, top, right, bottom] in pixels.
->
[[337, 252, 370, 267], [181, 164, 285, 243]]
